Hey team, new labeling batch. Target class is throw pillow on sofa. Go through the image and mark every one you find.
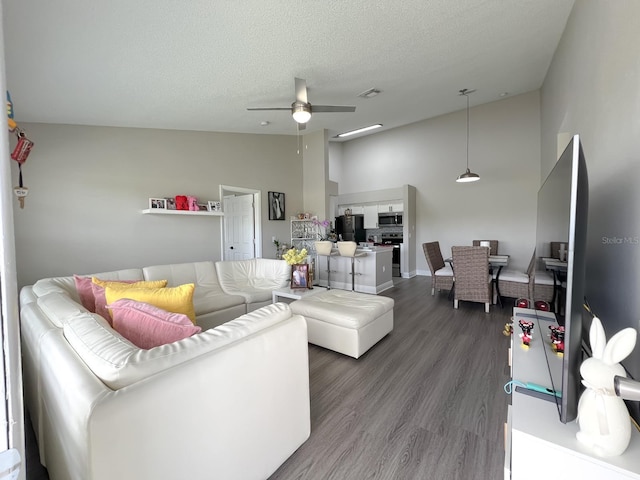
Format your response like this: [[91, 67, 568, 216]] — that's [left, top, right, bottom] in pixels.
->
[[73, 275, 99, 311], [107, 299, 201, 349], [92, 278, 168, 322], [105, 283, 197, 323]]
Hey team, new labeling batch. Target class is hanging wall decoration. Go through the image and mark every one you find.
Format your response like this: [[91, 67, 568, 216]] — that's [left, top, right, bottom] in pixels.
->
[[7, 91, 35, 208]]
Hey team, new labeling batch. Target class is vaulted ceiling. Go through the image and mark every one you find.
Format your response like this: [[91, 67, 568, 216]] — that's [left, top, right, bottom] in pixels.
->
[[3, 0, 575, 140]]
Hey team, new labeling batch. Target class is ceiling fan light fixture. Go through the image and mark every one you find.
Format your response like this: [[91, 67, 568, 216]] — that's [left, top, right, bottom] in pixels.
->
[[292, 102, 311, 124]]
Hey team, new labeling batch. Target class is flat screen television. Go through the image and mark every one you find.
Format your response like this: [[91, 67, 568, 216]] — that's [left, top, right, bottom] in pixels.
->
[[534, 134, 589, 423]]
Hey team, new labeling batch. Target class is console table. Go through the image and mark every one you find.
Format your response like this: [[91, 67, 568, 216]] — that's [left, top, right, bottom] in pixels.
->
[[505, 307, 640, 479]]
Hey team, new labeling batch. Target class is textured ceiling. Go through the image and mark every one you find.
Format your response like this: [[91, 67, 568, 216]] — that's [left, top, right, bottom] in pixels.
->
[[2, 0, 575, 141]]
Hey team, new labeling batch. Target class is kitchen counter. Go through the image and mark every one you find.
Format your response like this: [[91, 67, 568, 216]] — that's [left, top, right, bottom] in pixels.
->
[[314, 245, 394, 294]]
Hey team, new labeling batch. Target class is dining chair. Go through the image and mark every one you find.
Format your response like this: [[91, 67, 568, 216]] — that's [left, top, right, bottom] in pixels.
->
[[451, 246, 492, 313], [472, 240, 499, 255], [534, 268, 556, 310], [494, 250, 535, 305], [422, 242, 454, 296]]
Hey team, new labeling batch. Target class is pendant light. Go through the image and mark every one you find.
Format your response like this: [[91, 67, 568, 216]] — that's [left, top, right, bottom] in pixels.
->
[[456, 88, 480, 183]]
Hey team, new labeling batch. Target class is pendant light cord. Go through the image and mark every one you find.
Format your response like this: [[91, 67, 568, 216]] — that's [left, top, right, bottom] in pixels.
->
[[465, 92, 469, 170]]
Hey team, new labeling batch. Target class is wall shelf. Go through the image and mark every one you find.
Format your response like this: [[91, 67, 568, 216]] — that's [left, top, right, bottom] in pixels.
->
[[142, 209, 224, 217]]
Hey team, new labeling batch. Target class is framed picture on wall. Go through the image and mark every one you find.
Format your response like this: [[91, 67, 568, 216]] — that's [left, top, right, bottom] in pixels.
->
[[290, 264, 309, 289], [268, 191, 285, 220], [149, 198, 167, 210]]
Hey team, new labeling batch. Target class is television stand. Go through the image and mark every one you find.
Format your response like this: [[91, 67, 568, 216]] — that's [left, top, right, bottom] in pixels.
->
[[505, 307, 640, 479]]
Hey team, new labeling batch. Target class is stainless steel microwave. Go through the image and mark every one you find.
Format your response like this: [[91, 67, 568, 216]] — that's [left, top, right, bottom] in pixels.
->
[[378, 213, 402, 226]]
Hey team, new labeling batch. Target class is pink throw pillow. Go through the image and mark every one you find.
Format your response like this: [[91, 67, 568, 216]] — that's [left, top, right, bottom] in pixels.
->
[[74, 275, 96, 312], [107, 299, 201, 349]]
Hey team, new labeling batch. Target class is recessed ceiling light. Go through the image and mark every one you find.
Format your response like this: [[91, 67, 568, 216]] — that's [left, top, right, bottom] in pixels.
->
[[260, 121, 270, 126], [357, 88, 381, 99], [499, 92, 509, 97], [337, 124, 383, 138]]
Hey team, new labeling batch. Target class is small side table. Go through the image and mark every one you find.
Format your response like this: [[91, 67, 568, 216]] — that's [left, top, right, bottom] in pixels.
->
[[272, 286, 327, 304]]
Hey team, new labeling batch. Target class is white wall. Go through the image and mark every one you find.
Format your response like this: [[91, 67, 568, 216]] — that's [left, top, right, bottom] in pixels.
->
[[338, 91, 541, 272], [12, 124, 300, 287], [540, 0, 640, 379]]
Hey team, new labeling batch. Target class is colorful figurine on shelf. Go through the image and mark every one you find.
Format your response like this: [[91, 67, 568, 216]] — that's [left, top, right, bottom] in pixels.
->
[[549, 325, 565, 356], [503, 318, 513, 336], [518, 320, 534, 348]]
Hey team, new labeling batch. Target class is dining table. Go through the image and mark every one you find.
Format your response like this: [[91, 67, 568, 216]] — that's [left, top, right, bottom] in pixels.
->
[[445, 254, 510, 307]]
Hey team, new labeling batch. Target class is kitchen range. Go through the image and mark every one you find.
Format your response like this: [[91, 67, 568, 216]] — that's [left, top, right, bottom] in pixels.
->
[[375, 233, 402, 277]]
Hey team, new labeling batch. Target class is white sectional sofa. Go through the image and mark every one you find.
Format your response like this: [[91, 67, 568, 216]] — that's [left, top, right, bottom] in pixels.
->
[[19, 259, 309, 480]]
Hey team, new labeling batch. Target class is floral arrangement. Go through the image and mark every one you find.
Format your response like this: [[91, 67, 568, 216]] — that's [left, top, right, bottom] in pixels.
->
[[282, 247, 308, 265], [312, 218, 332, 240]]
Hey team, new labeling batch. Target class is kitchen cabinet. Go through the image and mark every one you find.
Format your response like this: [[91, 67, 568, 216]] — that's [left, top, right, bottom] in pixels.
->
[[363, 205, 378, 229], [315, 246, 393, 294], [338, 205, 364, 216], [378, 201, 403, 213]]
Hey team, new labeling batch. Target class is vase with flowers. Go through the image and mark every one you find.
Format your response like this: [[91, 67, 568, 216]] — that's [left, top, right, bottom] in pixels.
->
[[312, 219, 334, 255], [282, 247, 308, 265]]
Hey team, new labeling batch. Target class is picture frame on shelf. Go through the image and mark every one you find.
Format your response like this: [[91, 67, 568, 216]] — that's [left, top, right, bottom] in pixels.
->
[[165, 197, 176, 210], [207, 200, 221, 212], [149, 198, 167, 210], [268, 191, 285, 220], [197, 203, 209, 212], [290, 264, 309, 289]]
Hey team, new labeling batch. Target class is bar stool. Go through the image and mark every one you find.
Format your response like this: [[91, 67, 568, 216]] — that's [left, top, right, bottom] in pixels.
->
[[315, 241, 336, 289], [337, 241, 367, 291]]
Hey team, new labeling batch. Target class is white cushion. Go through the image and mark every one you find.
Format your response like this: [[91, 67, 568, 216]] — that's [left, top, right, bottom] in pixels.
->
[[496, 269, 529, 283], [290, 290, 393, 329], [32, 269, 144, 299], [534, 271, 555, 285], [435, 265, 454, 277], [215, 259, 289, 302], [143, 261, 246, 314], [37, 293, 90, 328], [63, 303, 295, 390]]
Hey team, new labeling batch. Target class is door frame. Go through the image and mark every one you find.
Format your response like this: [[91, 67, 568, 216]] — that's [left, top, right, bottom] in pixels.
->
[[219, 185, 262, 259]]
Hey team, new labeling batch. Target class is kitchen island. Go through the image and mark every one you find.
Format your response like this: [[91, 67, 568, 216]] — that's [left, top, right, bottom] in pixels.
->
[[314, 245, 394, 294]]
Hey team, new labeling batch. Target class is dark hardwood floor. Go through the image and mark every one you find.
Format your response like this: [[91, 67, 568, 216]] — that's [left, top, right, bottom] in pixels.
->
[[25, 277, 513, 480]]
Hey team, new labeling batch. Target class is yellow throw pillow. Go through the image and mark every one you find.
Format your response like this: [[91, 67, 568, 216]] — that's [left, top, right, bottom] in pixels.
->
[[91, 278, 169, 321], [105, 283, 196, 323]]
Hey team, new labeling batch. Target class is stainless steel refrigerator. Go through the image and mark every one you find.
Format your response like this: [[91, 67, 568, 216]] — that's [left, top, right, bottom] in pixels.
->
[[335, 215, 366, 242]]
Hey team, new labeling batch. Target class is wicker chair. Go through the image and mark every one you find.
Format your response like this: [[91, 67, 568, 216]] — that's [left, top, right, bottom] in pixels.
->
[[422, 242, 454, 296], [472, 240, 499, 255], [452, 246, 492, 313], [495, 250, 535, 305]]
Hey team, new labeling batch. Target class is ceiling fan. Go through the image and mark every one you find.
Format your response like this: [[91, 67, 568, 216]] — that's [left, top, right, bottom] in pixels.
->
[[247, 77, 355, 129]]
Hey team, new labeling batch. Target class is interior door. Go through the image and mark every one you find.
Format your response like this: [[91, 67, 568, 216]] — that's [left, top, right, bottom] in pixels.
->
[[223, 194, 255, 260]]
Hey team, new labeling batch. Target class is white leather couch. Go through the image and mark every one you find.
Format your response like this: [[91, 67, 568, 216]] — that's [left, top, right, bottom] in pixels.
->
[[19, 259, 308, 480]]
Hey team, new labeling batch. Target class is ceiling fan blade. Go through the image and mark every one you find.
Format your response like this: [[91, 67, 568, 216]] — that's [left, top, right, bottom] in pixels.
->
[[294, 77, 308, 104], [311, 105, 356, 113], [246, 107, 291, 111]]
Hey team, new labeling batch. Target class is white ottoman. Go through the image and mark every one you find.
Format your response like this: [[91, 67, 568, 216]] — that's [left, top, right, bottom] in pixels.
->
[[289, 289, 394, 358]]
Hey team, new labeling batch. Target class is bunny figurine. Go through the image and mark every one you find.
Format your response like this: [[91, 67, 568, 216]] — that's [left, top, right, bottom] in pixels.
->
[[576, 316, 637, 457]]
